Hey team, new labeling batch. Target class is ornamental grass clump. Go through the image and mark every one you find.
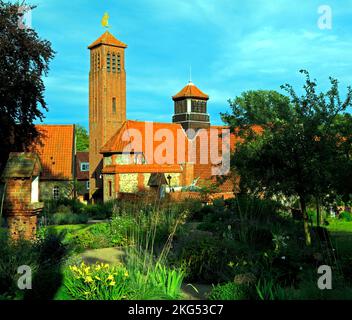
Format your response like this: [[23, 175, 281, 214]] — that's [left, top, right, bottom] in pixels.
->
[[64, 262, 131, 300]]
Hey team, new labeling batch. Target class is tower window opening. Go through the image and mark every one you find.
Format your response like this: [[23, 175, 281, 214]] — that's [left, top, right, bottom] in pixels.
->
[[192, 100, 206, 113], [112, 54, 116, 73], [108, 181, 112, 197], [112, 97, 116, 114], [97, 53, 100, 70], [94, 97, 97, 121], [175, 100, 187, 114], [117, 53, 121, 72], [107, 53, 111, 72]]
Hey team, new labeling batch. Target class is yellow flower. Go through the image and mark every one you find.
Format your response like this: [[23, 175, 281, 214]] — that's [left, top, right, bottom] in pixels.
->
[[104, 264, 109, 269], [85, 276, 93, 283], [107, 274, 114, 281], [109, 281, 116, 286], [70, 265, 79, 272], [124, 271, 129, 278], [95, 265, 101, 271], [84, 267, 91, 274], [95, 276, 101, 281]]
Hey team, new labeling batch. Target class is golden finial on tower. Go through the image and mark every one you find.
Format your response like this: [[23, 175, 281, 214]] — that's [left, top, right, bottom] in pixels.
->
[[101, 12, 110, 28]]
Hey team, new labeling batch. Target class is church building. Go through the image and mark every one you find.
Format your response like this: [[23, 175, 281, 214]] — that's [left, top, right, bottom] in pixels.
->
[[87, 31, 236, 202]]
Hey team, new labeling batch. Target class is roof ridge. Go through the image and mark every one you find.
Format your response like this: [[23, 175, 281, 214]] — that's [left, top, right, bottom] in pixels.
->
[[172, 82, 209, 101], [88, 31, 128, 49], [36, 124, 75, 127]]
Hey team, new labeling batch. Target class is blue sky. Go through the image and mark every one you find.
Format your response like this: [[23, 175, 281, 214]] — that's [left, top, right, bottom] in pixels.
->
[[21, 0, 352, 128]]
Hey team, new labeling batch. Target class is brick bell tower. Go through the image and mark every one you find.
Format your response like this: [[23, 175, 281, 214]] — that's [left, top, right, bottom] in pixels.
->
[[88, 31, 127, 201]]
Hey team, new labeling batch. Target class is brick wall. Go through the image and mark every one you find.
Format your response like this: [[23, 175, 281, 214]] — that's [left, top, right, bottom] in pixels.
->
[[89, 41, 127, 201], [3, 177, 42, 240], [7, 215, 37, 241], [4, 178, 31, 212]]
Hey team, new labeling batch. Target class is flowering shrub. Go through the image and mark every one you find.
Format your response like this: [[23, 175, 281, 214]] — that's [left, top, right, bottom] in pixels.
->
[[64, 262, 131, 300]]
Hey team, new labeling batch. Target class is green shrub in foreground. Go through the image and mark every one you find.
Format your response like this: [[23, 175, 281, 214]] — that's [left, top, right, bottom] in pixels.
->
[[0, 233, 67, 300], [64, 261, 185, 300], [208, 282, 251, 300], [338, 211, 352, 222], [64, 262, 131, 300]]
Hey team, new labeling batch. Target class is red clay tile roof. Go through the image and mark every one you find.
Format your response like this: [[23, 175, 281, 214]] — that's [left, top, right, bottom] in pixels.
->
[[100, 120, 187, 165], [29, 125, 75, 180], [172, 81, 209, 101], [103, 164, 182, 174], [100, 120, 240, 192], [88, 31, 128, 49], [76, 151, 89, 180]]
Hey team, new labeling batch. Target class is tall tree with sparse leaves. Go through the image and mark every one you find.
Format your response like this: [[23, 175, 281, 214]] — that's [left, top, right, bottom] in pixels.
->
[[0, 1, 54, 171], [222, 71, 352, 246]]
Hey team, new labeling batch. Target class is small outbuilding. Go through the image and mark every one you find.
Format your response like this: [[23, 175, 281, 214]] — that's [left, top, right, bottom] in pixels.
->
[[1, 152, 44, 240]]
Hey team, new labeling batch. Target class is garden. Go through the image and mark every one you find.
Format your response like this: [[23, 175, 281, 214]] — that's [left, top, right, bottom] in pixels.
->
[[1, 195, 352, 300]]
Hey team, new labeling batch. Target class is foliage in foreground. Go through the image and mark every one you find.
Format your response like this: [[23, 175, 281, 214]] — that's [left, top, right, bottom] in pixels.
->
[[222, 71, 352, 245], [0, 0, 55, 170], [0, 232, 67, 300], [208, 282, 250, 300], [64, 260, 185, 300]]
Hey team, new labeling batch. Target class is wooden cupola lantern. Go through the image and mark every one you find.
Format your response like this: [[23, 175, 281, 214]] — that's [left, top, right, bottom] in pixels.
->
[[1, 152, 44, 240]]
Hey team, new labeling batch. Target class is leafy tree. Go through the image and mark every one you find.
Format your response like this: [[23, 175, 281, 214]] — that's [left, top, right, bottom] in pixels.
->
[[0, 1, 54, 171], [222, 71, 352, 245], [75, 125, 89, 152]]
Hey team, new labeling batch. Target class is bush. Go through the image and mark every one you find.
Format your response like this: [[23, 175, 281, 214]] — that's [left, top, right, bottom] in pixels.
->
[[208, 282, 251, 300], [43, 199, 85, 215], [56, 205, 72, 214], [170, 232, 239, 283], [0, 232, 67, 300], [64, 262, 132, 300], [49, 213, 88, 225], [82, 202, 115, 220], [338, 211, 352, 222], [63, 260, 185, 300], [255, 277, 288, 300], [63, 218, 133, 252]]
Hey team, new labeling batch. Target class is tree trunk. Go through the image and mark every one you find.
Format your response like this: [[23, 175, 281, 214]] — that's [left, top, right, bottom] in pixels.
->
[[316, 196, 321, 227], [300, 195, 311, 246]]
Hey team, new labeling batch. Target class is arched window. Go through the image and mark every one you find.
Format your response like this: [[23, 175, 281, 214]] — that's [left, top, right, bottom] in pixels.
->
[[117, 53, 121, 73], [112, 53, 116, 73], [107, 53, 111, 72]]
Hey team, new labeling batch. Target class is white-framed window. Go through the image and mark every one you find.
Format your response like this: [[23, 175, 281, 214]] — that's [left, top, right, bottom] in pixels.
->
[[86, 181, 90, 190], [53, 186, 60, 200], [81, 162, 89, 172]]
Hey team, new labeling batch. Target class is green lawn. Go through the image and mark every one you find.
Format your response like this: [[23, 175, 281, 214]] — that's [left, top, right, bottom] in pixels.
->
[[327, 219, 352, 257], [43, 223, 109, 242]]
